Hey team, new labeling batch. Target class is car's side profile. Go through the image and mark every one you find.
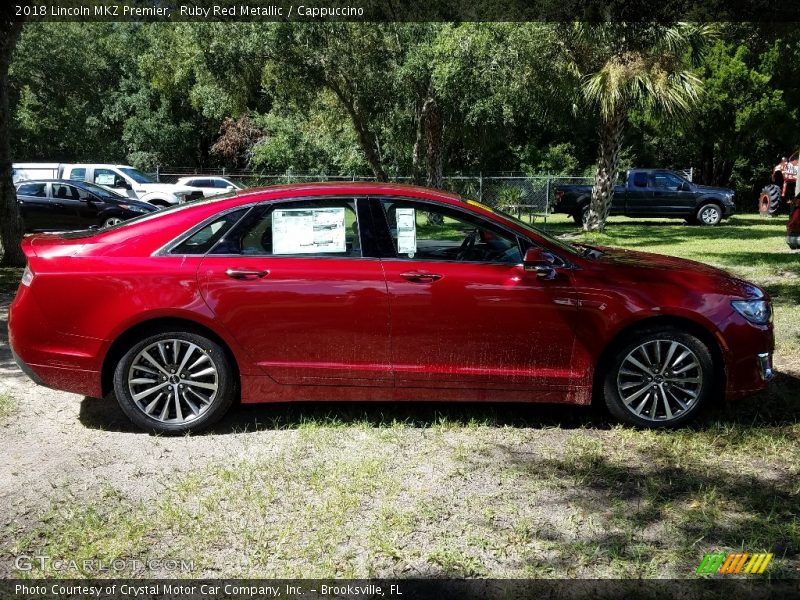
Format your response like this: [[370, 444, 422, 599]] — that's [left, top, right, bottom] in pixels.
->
[[9, 183, 774, 433], [176, 176, 242, 197], [15, 179, 157, 232]]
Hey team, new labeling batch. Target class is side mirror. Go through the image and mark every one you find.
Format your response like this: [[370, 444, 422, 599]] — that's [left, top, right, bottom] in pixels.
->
[[680, 181, 691, 191], [115, 178, 132, 190], [523, 247, 557, 279]]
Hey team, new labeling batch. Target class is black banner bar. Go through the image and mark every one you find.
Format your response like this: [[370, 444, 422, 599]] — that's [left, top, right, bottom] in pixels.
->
[[7, 0, 800, 22], [2, 579, 800, 600]]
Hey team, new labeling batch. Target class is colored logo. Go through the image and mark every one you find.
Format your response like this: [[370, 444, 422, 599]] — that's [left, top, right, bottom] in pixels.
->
[[697, 552, 773, 575]]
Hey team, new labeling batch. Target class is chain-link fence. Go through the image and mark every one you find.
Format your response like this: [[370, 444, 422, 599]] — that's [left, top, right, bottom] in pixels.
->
[[150, 167, 593, 226]]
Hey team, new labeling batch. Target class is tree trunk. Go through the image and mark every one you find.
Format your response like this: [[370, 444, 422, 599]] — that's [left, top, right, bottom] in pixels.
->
[[329, 84, 387, 182], [419, 93, 444, 225], [0, 10, 25, 266], [411, 98, 425, 186], [585, 107, 625, 232], [424, 96, 443, 190]]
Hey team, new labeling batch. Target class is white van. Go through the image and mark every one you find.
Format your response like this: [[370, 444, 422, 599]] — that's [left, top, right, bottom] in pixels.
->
[[12, 163, 203, 206]]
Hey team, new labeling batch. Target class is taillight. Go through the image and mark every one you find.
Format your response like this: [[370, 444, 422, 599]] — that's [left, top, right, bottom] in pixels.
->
[[21, 265, 34, 287]]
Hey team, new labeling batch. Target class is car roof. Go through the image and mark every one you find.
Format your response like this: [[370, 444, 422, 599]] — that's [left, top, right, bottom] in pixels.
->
[[231, 181, 463, 203]]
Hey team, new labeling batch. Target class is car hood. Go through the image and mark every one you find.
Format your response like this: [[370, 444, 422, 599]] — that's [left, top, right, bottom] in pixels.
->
[[591, 246, 764, 299], [693, 184, 734, 197]]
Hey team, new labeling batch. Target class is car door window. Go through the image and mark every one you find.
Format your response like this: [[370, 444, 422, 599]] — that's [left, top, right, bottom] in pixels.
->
[[211, 199, 361, 257], [69, 168, 87, 182], [214, 179, 230, 188], [94, 168, 118, 186], [652, 173, 684, 191], [631, 172, 648, 188], [52, 183, 80, 200], [170, 208, 249, 255], [379, 199, 522, 264], [17, 183, 46, 197]]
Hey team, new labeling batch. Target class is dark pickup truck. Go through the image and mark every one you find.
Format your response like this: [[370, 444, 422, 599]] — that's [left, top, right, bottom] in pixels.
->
[[554, 169, 736, 226]]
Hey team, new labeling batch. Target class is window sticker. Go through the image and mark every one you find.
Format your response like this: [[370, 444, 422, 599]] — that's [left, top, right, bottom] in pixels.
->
[[272, 207, 346, 254], [396, 208, 417, 256], [95, 173, 116, 186]]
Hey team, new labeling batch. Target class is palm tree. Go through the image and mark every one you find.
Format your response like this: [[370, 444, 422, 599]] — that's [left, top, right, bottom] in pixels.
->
[[567, 23, 715, 231]]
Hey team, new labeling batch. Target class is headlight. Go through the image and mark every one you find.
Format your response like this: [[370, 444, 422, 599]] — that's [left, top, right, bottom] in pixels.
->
[[119, 204, 148, 213], [731, 299, 771, 324]]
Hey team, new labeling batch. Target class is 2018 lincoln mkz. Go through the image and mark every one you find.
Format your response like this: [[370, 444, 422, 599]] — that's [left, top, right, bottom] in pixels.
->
[[9, 183, 774, 433]]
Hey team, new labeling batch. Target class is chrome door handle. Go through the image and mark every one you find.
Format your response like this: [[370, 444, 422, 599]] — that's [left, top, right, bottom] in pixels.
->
[[399, 272, 442, 283], [225, 268, 269, 280]]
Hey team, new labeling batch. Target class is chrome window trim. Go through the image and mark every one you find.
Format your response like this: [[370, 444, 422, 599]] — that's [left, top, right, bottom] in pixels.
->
[[153, 195, 365, 258], [374, 195, 576, 270]]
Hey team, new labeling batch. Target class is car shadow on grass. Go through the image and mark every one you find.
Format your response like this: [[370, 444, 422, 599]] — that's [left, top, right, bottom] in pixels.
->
[[77, 371, 800, 435]]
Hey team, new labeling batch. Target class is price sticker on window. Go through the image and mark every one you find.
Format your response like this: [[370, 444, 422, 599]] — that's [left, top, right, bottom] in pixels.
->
[[396, 208, 416, 256]]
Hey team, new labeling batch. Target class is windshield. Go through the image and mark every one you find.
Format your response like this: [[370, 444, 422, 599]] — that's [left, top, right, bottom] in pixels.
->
[[481, 204, 583, 257], [119, 167, 155, 184], [78, 181, 127, 200]]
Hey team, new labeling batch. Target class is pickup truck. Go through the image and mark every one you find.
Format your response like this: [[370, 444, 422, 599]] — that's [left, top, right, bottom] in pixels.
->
[[12, 163, 203, 207], [554, 169, 736, 226]]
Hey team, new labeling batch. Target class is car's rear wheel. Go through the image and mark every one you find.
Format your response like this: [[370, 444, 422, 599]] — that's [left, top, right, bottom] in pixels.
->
[[603, 328, 714, 428], [573, 204, 590, 226], [696, 203, 723, 226], [113, 330, 235, 434]]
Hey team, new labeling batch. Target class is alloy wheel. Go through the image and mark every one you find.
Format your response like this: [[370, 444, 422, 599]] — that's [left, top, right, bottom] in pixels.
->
[[699, 206, 721, 225], [104, 217, 123, 227], [616, 339, 703, 422], [127, 339, 219, 424]]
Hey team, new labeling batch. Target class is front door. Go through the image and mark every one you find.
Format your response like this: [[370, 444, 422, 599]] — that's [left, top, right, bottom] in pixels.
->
[[375, 198, 579, 391], [197, 197, 392, 386], [651, 171, 694, 216]]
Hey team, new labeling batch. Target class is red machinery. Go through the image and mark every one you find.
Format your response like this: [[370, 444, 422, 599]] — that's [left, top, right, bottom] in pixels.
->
[[760, 152, 798, 216], [788, 198, 800, 249]]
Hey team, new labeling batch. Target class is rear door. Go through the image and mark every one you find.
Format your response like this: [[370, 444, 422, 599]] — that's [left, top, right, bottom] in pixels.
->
[[196, 197, 393, 386], [621, 171, 654, 216], [16, 182, 50, 231]]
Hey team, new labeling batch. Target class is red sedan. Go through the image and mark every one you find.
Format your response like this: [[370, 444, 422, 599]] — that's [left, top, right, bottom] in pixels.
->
[[9, 183, 774, 433]]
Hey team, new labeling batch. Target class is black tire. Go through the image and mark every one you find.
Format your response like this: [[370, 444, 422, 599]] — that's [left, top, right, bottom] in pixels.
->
[[573, 204, 590, 226], [603, 327, 714, 429], [113, 330, 235, 434], [695, 203, 723, 226], [762, 184, 782, 215]]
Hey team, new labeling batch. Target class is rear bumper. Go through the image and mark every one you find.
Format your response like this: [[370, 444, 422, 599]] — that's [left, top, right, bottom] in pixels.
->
[[9, 289, 105, 398]]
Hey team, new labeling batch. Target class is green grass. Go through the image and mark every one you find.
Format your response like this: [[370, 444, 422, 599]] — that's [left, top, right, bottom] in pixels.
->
[[0, 394, 14, 421], [4, 213, 800, 579]]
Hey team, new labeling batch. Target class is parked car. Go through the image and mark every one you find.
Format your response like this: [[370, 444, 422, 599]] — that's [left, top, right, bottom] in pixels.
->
[[176, 176, 243, 197], [10, 183, 773, 434], [555, 169, 736, 226], [13, 163, 203, 207], [15, 179, 157, 232]]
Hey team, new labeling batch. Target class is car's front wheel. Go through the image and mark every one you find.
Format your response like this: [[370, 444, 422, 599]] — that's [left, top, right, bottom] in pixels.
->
[[603, 328, 714, 428], [696, 203, 723, 226], [113, 330, 235, 434]]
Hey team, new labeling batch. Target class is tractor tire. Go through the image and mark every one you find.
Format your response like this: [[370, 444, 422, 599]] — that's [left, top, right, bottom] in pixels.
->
[[762, 184, 782, 215]]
